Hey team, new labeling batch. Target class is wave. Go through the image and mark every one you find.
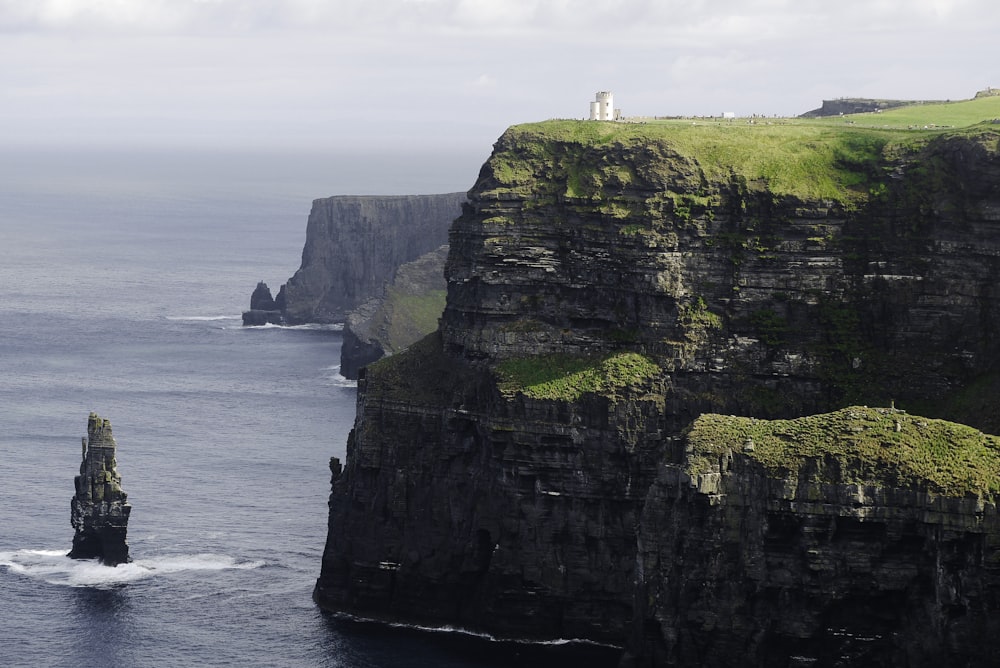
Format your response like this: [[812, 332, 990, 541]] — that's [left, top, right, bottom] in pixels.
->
[[322, 363, 358, 388], [165, 315, 241, 322], [0, 548, 264, 588], [328, 611, 622, 649], [241, 322, 344, 331]]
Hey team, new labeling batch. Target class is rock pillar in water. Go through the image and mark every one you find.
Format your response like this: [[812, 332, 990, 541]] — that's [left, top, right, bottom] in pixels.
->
[[69, 412, 131, 566]]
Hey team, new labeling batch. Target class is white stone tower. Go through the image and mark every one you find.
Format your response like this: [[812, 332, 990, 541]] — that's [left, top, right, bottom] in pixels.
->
[[589, 91, 614, 121]]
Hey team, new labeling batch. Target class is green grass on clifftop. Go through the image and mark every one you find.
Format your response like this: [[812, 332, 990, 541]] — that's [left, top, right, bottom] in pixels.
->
[[685, 406, 1000, 497], [496, 351, 660, 401], [810, 94, 1000, 130], [502, 96, 1000, 202], [503, 120, 899, 202]]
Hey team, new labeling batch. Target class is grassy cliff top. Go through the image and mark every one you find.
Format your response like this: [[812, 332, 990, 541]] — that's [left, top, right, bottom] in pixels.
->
[[497, 96, 1000, 202], [685, 406, 1000, 497]]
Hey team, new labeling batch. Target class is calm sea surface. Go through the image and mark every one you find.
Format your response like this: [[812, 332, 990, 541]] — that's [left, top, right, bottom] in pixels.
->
[[0, 149, 619, 668]]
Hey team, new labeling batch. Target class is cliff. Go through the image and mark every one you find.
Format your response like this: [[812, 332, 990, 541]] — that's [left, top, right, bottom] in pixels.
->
[[277, 193, 465, 324], [339, 245, 449, 379], [315, 115, 1000, 664], [631, 407, 1000, 667], [69, 413, 131, 566]]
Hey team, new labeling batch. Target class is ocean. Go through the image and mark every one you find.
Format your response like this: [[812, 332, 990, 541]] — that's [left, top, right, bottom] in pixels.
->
[[0, 148, 620, 668]]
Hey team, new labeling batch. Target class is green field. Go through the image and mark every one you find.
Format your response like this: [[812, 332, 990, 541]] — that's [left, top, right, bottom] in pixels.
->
[[808, 93, 1000, 130]]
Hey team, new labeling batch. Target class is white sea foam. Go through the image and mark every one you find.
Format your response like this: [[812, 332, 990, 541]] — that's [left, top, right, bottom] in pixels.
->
[[0, 549, 264, 588], [165, 315, 240, 322], [330, 611, 620, 648], [242, 322, 343, 331], [320, 363, 358, 387]]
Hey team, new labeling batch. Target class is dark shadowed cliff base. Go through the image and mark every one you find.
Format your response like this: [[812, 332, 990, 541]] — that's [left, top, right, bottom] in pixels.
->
[[316, 107, 1000, 666]]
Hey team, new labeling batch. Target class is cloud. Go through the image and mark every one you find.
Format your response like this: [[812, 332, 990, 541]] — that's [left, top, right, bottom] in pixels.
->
[[0, 0, 996, 150], [470, 73, 498, 88], [1, 0, 993, 38]]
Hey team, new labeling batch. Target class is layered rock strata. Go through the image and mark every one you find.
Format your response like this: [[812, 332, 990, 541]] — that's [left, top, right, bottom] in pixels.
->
[[275, 193, 466, 324], [340, 245, 449, 378], [69, 413, 131, 566], [316, 120, 1000, 664]]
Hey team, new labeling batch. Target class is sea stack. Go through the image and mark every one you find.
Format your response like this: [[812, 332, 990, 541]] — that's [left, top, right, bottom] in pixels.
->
[[69, 412, 131, 566]]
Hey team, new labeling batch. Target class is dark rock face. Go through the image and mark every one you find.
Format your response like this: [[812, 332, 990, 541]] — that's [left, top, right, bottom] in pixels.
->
[[316, 332, 661, 643], [249, 280, 277, 310], [69, 413, 131, 566], [339, 300, 385, 379], [339, 245, 449, 378], [278, 194, 466, 324], [316, 123, 1000, 663]]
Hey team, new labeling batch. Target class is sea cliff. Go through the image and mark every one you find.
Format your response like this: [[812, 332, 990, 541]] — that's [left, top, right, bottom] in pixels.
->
[[316, 116, 1000, 665], [261, 193, 465, 325]]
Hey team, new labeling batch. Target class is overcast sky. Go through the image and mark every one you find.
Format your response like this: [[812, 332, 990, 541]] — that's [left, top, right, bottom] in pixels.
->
[[1, 0, 997, 153]]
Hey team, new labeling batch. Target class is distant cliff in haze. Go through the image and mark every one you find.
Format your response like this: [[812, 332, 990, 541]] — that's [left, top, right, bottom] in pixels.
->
[[243, 193, 465, 327]]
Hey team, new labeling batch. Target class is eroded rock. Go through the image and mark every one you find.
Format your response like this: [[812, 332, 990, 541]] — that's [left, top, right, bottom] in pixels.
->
[[69, 412, 131, 566]]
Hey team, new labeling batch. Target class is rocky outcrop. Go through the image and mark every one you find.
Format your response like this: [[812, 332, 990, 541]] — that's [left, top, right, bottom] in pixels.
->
[[340, 245, 449, 378], [69, 413, 131, 566], [316, 119, 1000, 663], [276, 194, 465, 324], [242, 281, 284, 326]]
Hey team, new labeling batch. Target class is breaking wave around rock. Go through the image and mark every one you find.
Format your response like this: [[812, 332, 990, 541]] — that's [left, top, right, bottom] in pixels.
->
[[323, 364, 358, 388], [165, 315, 241, 322], [0, 549, 264, 588], [241, 322, 344, 331]]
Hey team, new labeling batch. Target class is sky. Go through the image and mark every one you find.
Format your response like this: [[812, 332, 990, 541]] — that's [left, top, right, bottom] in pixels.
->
[[1, 0, 997, 154]]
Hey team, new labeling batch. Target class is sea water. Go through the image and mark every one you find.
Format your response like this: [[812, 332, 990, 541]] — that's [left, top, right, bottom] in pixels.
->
[[0, 148, 619, 668]]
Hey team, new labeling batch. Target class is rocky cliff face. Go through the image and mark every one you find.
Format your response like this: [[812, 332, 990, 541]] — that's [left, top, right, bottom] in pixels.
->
[[630, 407, 1000, 667], [340, 244, 449, 379], [69, 413, 131, 566], [316, 121, 1000, 664], [278, 194, 466, 324]]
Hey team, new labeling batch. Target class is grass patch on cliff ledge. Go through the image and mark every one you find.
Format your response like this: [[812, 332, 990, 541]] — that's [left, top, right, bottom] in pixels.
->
[[496, 351, 659, 401], [685, 406, 1000, 497]]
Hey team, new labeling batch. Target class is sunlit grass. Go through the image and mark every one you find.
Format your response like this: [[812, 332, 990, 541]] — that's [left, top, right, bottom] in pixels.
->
[[496, 351, 660, 401], [685, 406, 1000, 497], [496, 96, 1000, 202]]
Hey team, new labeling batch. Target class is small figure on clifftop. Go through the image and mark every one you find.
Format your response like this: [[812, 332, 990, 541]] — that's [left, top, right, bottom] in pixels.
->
[[69, 412, 132, 566]]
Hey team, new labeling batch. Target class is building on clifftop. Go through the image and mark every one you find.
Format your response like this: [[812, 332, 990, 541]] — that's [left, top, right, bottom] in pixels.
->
[[589, 91, 616, 120]]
